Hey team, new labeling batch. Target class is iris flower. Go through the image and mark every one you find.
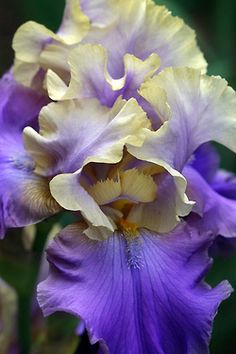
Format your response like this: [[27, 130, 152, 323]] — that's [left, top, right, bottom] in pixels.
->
[[28, 65, 235, 354], [1, 0, 236, 353]]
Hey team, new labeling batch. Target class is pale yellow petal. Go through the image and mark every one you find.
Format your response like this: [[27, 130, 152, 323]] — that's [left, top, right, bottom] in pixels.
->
[[88, 178, 121, 205], [50, 173, 115, 233], [46, 69, 69, 100], [83, 0, 207, 76], [120, 169, 156, 203], [13, 21, 61, 63], [57, 0, 90, 44], [13, 59, 40, 88], [46, 44, 161, 101], [12, 1, 90, 86]]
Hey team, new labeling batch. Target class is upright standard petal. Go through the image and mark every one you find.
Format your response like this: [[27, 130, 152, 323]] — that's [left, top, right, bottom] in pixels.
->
[[46, 44, 161, 107], [12, 0, 206, 89], [128, 68, 236, 222], [0, 74, 60, 237], [83, 0, 207, 77], [12, 0, 90, 86], [38, 223, 231, 354]]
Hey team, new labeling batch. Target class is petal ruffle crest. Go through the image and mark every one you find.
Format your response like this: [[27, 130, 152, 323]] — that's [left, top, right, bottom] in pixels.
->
[[38, 223, 232, 354], [128, 68, 236, 225], [12, 0, 206, 89]]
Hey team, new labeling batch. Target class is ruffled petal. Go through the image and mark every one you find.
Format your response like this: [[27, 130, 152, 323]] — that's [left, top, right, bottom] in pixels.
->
[[13, 0, 206, 88], [138, 68, 236, 171], [128, 68, 236, 224], [184, 166, 236, 238], [46, 44, 160, 106], [80, 0, 117, 27], [12, 0, 90, 86], [24, 97, 149, 175], [83, 0, 206, 77], [38, 223, 232, 354]]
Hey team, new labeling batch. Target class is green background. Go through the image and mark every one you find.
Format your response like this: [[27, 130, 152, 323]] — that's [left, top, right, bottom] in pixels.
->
[[0, 0, 236, 353]]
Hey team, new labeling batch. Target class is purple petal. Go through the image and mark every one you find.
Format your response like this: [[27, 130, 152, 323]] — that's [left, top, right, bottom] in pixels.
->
[[184, 166, 236, 238], [38, 223, 231, 354], [0, 71, 47, 131], [190, 143, 220, 183], [211, 170, 236, 199], [0, 73, 59, 237]]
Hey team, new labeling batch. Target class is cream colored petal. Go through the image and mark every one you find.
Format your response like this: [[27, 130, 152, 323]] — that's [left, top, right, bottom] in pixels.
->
[[87, 168, 156, 206], [120, 52, 161, 92], [13, 21, 61, 63], [83, 0, 207, 77], [83, 223, 113, 241], [51, 44, 112, 101], [57, 0, 90, 44], [46, 69, 69, 100], [46, 44, 160, 102], [127, 182, 180, 234], [50, 172, 115, 234], [24, 97, 149, 176], [79, 0, 117, 27], [127, 128, 194, 221], [120, 169, 156, 203], [39, 43, 70, 76], [13, 59, 40, 88], [88, 178, 122, 205], [13, 21, 64, 86], [129, 68, 236, 222], [12, 1, 90, 86], [139, 68, 236, 166], [144, 0, 207, 72]]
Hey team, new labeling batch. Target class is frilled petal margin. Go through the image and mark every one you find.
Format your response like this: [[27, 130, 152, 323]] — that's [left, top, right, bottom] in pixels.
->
[[184, 166, 236, 238], [38, 223, 231, 354]]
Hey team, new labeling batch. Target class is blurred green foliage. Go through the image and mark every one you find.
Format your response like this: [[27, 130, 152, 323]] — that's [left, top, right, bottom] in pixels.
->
[[0, 0, 236, 353]]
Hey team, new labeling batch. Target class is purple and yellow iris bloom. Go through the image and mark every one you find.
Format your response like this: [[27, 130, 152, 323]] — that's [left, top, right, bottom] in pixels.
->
[[1, 0, 236, 353]]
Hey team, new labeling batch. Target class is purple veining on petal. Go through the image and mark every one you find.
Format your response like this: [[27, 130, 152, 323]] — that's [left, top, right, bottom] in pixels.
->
[[38, 223, 231, 354]]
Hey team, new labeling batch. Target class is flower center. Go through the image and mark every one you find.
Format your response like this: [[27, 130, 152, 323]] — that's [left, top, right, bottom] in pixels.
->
[[117, 218, 139, 237], [84, 161, 161, 235]]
